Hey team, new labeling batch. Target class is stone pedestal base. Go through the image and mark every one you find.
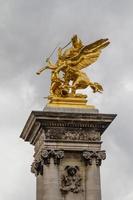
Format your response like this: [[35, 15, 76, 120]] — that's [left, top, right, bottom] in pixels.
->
[[47, 96, 95, 109], [20, 107, 116, 200]]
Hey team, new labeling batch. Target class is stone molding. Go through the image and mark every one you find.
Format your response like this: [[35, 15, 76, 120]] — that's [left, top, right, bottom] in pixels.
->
[[82, 150, 106, 166], [20, 111, 117, 145], [43, 120, 108, 129], [31, 149, 64, 176]]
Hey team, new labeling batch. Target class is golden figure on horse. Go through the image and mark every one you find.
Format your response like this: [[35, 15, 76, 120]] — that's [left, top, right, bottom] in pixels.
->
[[36, 35, 109, 108]]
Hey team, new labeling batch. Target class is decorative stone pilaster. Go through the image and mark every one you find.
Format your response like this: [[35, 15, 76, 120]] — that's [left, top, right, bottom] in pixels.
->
[[82, 150, 106, 166], [42, 150, 64, 200], [31, 149, 64, 176], [82, 150, 106, 200]]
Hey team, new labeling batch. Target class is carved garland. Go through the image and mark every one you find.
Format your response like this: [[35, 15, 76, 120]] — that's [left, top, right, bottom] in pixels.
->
[[45, 129, 101, 142], [60, 166, 83, 194]]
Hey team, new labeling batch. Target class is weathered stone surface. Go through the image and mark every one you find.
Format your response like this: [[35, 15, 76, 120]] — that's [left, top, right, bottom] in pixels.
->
[[20, 108, 116, 200], [20, 110, 116, 145], [82, 150, 106, 166]]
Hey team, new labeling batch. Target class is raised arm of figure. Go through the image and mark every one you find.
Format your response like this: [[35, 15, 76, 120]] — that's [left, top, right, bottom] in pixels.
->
[[36, 66, 49, 75], [36, 59, 57, 75]]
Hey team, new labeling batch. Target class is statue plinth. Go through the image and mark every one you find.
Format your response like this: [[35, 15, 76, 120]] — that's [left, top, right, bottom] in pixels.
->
[[20, 107, 116, 200], [47, 96, 95, 109]]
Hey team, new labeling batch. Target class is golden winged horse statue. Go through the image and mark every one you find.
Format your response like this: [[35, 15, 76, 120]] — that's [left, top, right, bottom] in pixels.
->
[[36, 35, 109, 107]]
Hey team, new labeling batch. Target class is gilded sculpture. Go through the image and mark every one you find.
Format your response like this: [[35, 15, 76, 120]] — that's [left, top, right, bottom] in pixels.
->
[[36, 35, 109, 108]]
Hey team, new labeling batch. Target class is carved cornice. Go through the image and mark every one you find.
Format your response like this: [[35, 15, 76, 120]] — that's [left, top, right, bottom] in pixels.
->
[[20, 111, 116, 145], [31, 149, 64, 176], [42, 120, 108, 130], [82, 150, 106, 166]]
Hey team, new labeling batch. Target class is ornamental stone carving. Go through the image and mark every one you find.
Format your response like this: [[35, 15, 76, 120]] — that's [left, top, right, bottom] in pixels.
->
[[31, 149, 64, 176], [41, 149, 64, 165], [31, 158, 43, 176], [45, 128, 101, 142], [60, 166, 83, 194], [42, 120, 107, 130], [82, 150, 106, 166]]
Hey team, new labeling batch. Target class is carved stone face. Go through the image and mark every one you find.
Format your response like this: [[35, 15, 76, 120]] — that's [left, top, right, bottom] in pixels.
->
[[67, 167, 77, 176]]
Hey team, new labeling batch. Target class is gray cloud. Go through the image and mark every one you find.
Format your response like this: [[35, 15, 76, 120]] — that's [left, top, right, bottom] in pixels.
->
[[0, 0, 133, 199]]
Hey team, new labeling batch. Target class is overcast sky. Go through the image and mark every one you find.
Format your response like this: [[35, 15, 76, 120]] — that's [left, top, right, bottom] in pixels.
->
[[0, 0, 133, 200]]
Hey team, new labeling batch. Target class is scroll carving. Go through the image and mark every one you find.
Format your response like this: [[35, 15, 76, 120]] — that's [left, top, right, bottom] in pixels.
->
[[31, 149, 64, 176], [41, 149, 64, 165], [31, 158, 43, 176], [82, 150, 106, 166]]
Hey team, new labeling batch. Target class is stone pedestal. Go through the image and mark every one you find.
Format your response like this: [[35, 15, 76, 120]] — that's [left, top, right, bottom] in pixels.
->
[[20, 108, 116, 200]]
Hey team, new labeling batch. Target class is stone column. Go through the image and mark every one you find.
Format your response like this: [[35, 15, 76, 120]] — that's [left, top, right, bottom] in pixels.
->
[[43, 159, 60, 200], [31, 149, 64, 200], [31, 157, 44, 200], [83, 150, 106, 200], [36, 175, 44, 200]]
